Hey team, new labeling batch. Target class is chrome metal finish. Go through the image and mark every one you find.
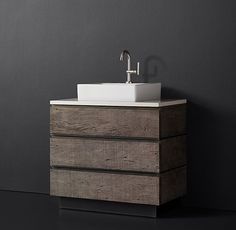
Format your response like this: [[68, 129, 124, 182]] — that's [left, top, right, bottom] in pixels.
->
[[136, 62, 140, 75], [120, 50, 140, 83]]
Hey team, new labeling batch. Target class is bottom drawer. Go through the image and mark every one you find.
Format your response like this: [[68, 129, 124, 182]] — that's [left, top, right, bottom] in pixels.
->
[[50, 167, 186, 205]]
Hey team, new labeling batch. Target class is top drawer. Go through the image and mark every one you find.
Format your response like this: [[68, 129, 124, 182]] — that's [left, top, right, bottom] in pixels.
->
[[50, 105, 186, 140]]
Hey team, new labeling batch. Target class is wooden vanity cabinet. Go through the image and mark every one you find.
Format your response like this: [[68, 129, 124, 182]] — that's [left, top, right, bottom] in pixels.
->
[[50, 103, 187, 206]]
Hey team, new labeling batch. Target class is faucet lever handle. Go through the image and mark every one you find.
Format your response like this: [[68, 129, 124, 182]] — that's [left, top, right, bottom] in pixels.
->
[[136, 62, 140, 75]]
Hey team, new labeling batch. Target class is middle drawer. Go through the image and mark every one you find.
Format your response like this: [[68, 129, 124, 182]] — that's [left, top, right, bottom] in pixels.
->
[[50, 136, 186, 173]]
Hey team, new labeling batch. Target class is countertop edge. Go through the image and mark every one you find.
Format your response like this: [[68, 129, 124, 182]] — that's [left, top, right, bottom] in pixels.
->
[[50, 98, 187, 108]]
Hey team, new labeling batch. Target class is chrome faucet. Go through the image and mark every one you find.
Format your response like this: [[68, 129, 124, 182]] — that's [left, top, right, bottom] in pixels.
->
[[120, 50, 140, 83]]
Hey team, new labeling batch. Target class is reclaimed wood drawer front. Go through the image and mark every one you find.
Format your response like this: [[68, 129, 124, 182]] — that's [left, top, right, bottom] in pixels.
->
[[50, 105, 186, 139], [50, 136, 186, 173], [50, 169, 159, 205], [50, 105, 160, 139], [50, 167, 186, 205]]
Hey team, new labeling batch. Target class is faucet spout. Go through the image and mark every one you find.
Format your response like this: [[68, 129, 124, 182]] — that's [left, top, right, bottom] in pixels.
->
[[120, 50, 131, 62], [120, 50, 140, 83]]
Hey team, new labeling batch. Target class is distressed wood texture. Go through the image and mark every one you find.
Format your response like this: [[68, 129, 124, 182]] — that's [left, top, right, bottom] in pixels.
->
[[50, 105, 186, 139], [50, 167, 186, 205], [159, 135, 186, 172], [160, 166, 187, 204], [160, 105, 186, 138], [50, 169, 159, 205], [50, 106, 159, 139], [50, 136, 186, 173], [50, 104, 187, 206]]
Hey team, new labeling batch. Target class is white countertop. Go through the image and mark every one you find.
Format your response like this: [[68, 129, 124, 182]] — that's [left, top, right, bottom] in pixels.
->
[[50, 98, 187, 108]]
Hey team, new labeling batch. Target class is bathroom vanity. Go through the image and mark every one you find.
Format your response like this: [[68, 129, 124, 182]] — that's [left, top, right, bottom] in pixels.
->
[[50, 98, 187, 217]]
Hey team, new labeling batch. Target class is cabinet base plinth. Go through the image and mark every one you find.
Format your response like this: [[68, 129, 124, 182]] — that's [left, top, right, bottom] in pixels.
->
[[59, 197, 157, 218]]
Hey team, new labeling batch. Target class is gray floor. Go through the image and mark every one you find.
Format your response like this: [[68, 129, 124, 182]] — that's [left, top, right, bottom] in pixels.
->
[[0, 190, 235, 230]]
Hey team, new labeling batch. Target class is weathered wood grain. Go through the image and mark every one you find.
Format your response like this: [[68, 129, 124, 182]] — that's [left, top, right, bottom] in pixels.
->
[[50, 169, 160, 205], [160, 135, 186, 172], [50, 105, 186, 139], [50, 106, 160, 139], [50, 167, 187, 205], [49, 104, 187, 206], [160, 166, 187, 204], [160, 104, 186, 138], [50, 137, 159, 172], [50, 136, 186, 173]]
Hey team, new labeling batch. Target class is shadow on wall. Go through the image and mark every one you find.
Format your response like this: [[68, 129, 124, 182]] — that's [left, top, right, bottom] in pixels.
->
[[184, 100, 236, 209], [142, 55, 167, 83], [136, 53, 236, 209], [154, 80, 231, 208], [160, 87, 236, 209], [184, 101, 223, 208]]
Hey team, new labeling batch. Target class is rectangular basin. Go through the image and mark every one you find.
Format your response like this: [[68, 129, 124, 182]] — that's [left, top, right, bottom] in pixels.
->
[[77, 83, 161, 102]]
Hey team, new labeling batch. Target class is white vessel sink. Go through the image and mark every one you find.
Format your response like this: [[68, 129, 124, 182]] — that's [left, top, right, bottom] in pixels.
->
[[77, 83, 161, 102]]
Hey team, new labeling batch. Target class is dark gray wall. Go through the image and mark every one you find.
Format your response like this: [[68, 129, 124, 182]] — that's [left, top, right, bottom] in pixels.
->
[[0, 0, 236, 210]]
